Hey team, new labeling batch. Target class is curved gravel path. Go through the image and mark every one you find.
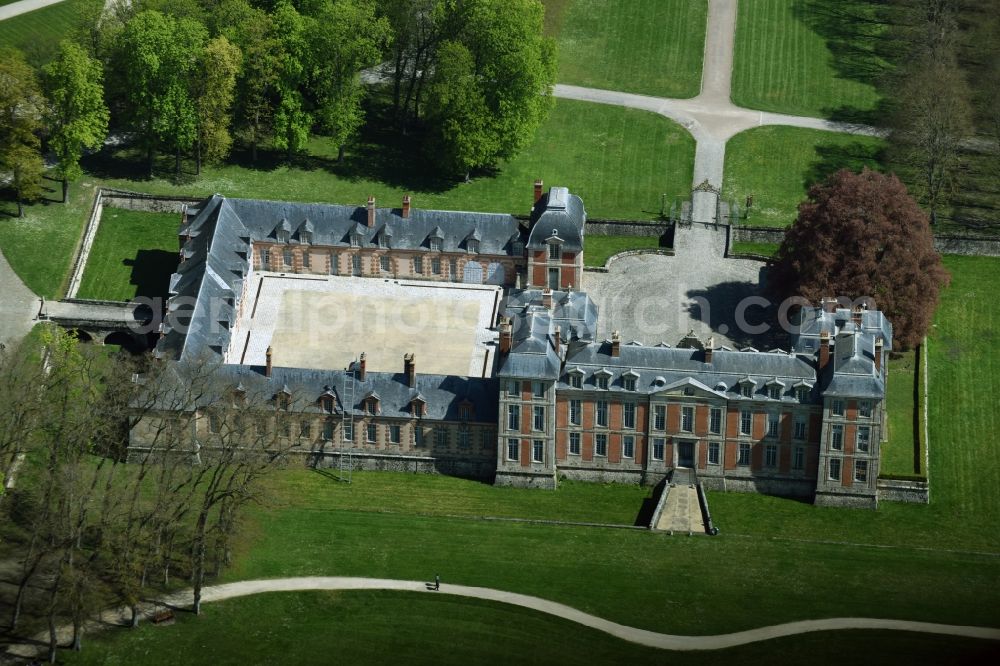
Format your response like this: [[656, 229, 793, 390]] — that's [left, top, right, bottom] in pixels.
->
[[9, 576, 997, 660]]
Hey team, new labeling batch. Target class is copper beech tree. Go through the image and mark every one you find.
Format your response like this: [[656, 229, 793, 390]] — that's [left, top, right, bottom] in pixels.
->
[[768, 168, 950, 350]]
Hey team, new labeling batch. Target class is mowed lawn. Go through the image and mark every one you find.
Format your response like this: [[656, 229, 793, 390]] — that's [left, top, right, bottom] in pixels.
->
[[731, 0, 884, 118], [881, 350, 920, 477], [550, 0, 707, 98], [723, 126, 885, 227], [584, 235, 663, 268], [2, 99, 694, 299], [61, 591, 1000, 666], [0, 0, 86, 66], [76, 208, 180, 302]]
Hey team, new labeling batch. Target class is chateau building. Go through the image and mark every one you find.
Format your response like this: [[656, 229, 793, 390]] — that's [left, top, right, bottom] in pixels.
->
[[134, 185, 892, 508]]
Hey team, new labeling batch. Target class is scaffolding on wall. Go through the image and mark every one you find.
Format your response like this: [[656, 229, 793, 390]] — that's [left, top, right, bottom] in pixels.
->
[[336, 357, 357, 483]]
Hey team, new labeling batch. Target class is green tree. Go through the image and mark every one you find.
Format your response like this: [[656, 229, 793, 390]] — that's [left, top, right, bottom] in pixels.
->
[[0, 48, 45, 217], [271, 0, 311, 158], [43, 41, 109, 203], [307, 0, 390, 161], [194, 36, 242, 173]]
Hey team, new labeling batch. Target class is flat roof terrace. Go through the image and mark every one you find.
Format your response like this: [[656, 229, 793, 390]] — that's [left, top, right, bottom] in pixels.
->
[[229, 274, 503, 378]]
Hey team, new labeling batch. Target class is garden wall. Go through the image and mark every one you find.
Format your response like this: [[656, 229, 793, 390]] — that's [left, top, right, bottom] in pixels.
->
[[730, 225, 1000, 257]]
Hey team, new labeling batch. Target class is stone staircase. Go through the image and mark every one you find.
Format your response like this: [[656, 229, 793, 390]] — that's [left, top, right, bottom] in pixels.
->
[[654, 469, 705, 533]]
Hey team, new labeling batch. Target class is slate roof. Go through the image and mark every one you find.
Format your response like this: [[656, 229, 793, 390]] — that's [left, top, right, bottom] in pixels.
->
[[559, 341, 820, 403], [527, 187, 586, 252], [497, 308, 561, 380], [503, 288, 598, 341], [792, 306, 893, 353], [822, 329, 885, 398]]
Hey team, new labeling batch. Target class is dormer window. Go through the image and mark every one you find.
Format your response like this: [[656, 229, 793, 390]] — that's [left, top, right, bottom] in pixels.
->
[[459, 404, 472, 421], [512, 240, 524, 255], [594, 370, 612, 390], [740, 381, 755, 398], [350, 233, 361, 247], [410, 397, 426, 418], [769, 385, 781, 400], [468, 239, 479, 254], [622, 377, 636, 391], [320, 395, 334, 413], [366, 396, 380, 415], [301, 231, 312, 244], [276, 218, 292, 243], [276, 390, 291, 410], [567, 368, 584, 389], [430, 238, 442, 252]]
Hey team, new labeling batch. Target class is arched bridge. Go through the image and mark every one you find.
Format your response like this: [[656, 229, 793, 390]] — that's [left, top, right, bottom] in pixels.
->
[[39, 298, 157, 349]]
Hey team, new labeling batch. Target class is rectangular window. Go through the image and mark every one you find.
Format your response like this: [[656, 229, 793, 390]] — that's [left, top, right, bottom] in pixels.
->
[[740, 410, 752, 436], [380, 256, 390, 272], [432, 258, 441, 274], [329, 253, 338, 274], [832, 399, 845, 416], [829, 458, 842, 481], [430, 238, 442, 252], [653, 405, 666, 430], [299, 419, 312, 440], [769, 385, 781, 400], [208, 412, 221, 434], [794, 418, 807, 440], [532, 439, 544, 463], [435, 428, 448, 448], [352, 254, 361, 274], [797, 387, 810, 404], [856, 426, 871, 452], [481, 430, 494, 450], [596, 400, 608, 427], [548, 243, 561, 260], [532, 381, 545, 399], [350, 234, 360, 247], [302, 252, 310, 269], [569, 432, 581, 455], [458, 430, 470, 449], [343, 422, 353, 442], [741, 383, 753, 398], [765, 443, 777, 467], [831, 424, 844, 450], [767, 413, 780, 438], [595, 434, 607, 457], [854, 459, 868, 483], [623, 402, 636, 429], [859, 400, 873, 418], [793, 446, 805, 470], [709, 408, 722, 435], [681, 406, 694, 432], [507, 379, 519, 396], [708, 441, 720, 465], [570, 374, 582, 389], [413, 256, 423, 274], [280, 418, 292, 438], [323, 420, 334, 441], [596, 376, 609, 390], [506, 438, 519, 461], [283, 248, 293, 266], [532, 405, 545, 432], [622, 435, 635, 458], [260, 248, 270, 269], [652, 438, 665, 461], [366, 423, 377, 443], [738, 442, 751, 466], [622, 377, 636, 391], [450, 258, 457, 280], [569, 400, 581, 426], [389, 425, 401, 444], [414, 428, 424, 447], [507, 404, 520, 431]]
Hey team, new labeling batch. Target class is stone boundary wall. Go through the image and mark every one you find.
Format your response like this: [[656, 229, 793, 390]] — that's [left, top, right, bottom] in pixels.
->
[[584, 219, 672, 237], [876, 478, 930, 504], [731, 224, 1000, 257], [700, 475, 815, 498], [648, 482, 671, 530], [558, 466, 645, 484], [584, 248, 676, 274]]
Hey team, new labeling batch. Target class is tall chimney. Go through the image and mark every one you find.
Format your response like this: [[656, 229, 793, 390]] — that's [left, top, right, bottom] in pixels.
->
[[499, 318, 512, 354], [611, 330, 621, 358], [265, 345, 273, 377], [404, 352, 416, 387], [852, 305, 863, 327], [533, 179, 544, 205], [704, 337, 714, 364], [358, 352, 367, 381], [367, 195, 376, 227], [402, 195, 411, 219], [542, 288, 552, 309], [874, 337, 883, 374], [822, 297, 837, 314], [553, 329, 561, 356], [819, 331, 831, 371]]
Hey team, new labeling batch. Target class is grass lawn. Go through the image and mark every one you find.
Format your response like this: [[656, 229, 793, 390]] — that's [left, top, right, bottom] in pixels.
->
[[60, 591, 1000, 666], [0, 0, 86, 67], [728, 241, 777, 258], [731, 0, 885, 119], [550, 0, 707, 98], [2, 99, 694, 298], [723, 126, 885, 227], [76, 208, 180, 302], [881, 350, 921, 477], [583, 235, 663, 267]]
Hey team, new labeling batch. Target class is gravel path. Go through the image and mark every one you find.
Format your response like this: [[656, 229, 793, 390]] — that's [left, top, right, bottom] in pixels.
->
[[0, 249, 39, 349], [7, 576, 998, 660], [0, 0, 65, 21]]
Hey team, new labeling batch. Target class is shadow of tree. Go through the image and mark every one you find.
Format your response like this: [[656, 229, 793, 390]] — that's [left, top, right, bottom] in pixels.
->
[[125, 249, 178, 302], [684, 275, 788, 350], [805, 140, 887, 191]]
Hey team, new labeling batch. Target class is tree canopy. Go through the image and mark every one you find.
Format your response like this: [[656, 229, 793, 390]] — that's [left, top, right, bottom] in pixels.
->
[[0, 48, 46, 216], [768, 168, 950, 349]]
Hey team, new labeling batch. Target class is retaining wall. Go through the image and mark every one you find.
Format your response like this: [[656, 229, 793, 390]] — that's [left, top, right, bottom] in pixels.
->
[[584, 219, 672, 237], [876, 478, 930, 504], [730, 225, 1000, 257]]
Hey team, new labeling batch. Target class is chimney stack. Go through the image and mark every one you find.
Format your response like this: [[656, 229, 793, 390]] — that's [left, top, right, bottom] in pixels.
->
[[852, 305, 863, 327], [822, 297, 837, 314], [367, 195, 376, 227], [265, 346, 273, 377], [358, 352, 367, 381], [404, 353, 416, 387], [819, 331, 831, 370], [533, 179, 544, 205], [611, 330, 621, 358], [553, 329, 561, 356], [705, 337, 714, 364], [402, 194, 411, 219], [874, 337, 883, 374], [542, 288, 552, 309], [499, 318, 513, 354]]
